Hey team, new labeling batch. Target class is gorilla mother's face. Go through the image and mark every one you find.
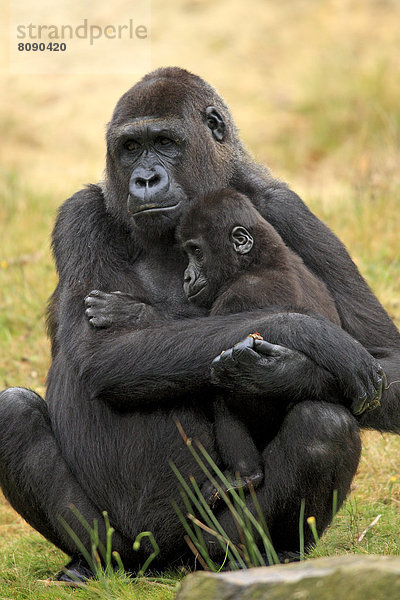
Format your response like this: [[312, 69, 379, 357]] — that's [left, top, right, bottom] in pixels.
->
[[104, 68, 231, 236], [117, 116, 188, 226]]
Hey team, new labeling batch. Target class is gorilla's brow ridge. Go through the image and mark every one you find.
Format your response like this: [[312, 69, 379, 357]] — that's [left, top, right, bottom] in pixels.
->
[[115, 117, 187, 140], [123, 118, 169, 127]]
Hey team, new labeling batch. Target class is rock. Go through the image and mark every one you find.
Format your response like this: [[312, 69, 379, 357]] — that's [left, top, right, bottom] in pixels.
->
[[175, 555, 400, 600]]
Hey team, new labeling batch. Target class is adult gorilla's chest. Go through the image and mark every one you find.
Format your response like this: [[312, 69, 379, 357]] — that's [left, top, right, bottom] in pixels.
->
[[133, 253, 207, 319]]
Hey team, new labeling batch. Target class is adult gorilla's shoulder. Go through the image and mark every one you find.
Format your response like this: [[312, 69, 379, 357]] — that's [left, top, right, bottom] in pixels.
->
[[52, 184, 134, 279]]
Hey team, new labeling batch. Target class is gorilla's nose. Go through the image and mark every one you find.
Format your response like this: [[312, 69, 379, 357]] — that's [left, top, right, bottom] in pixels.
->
[[129, 165, 169, 201]]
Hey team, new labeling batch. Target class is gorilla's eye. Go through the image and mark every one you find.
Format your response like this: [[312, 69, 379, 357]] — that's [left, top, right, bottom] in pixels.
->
[[124, 139, 141, 152], [193, 247, 203, 260], [155, 136, 174, 147]]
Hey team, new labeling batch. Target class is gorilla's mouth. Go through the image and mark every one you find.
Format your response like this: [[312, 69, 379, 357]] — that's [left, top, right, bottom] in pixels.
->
[[129, 199, 182, 216], [187, 284, 207, 302]]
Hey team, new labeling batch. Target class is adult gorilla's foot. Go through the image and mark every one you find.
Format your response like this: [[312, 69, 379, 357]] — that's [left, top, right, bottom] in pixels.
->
[[56, 556, 94, 584]]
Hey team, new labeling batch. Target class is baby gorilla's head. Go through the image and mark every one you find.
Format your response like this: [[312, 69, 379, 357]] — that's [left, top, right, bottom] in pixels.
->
[[178, 188, 272, 307]]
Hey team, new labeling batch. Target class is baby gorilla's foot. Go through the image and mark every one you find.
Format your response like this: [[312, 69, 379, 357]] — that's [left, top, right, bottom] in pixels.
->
[[201, 469, 264, 508]]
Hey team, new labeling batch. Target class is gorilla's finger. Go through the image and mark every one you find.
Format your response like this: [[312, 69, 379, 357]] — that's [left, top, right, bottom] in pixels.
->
[[238, 335, 256, 349], [84, 298, 105, 309], [373, 367, 386, 398], [231, 345, 260, 365], [85, 307, 96, 319], [88, 315, 110, 328], [84, 290, 108, 306], [351, 394, 369, 416], [253, 339, 288, 357], [213, 348, 234, 364], [85, 290, 104, 299]]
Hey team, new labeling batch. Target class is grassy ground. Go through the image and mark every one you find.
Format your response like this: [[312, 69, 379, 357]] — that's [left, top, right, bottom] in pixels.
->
[[1, 0, 400, 597]]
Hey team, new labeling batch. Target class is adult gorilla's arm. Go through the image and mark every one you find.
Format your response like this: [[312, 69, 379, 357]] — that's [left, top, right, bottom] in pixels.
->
[[78, 312, 383, 412], [52, 187, 383, 413], [233, 165, 400, 431]]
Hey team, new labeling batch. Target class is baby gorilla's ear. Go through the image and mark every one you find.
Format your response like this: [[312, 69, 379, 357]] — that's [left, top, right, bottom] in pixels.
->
[[230, 226, 254, 255]]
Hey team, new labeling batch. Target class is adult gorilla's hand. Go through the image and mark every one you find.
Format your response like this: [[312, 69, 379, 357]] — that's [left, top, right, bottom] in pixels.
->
[[210, 335, 385, 416], [211, 335, 310, 397]]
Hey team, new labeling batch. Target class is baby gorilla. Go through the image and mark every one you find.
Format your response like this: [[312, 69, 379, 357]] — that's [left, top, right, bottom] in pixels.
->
[[178, 188, 341, 504]]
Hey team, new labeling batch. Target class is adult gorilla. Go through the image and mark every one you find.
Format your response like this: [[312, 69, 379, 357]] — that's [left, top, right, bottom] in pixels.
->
[[0, 67, 399, 580]]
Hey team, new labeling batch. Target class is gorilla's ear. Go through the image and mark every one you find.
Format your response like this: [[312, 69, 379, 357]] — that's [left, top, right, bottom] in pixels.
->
[[230, 226, 254, 255], [205, 106, 226, 142]]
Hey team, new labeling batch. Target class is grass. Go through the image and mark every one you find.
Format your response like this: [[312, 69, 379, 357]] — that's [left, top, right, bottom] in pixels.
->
[[2, 0, 400, 597], [172, 431, 400, 570]]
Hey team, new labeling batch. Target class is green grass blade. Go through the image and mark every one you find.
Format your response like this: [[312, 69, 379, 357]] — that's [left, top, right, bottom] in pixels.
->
[[133, 531, 160, 576], [299, 499, 305, 561]]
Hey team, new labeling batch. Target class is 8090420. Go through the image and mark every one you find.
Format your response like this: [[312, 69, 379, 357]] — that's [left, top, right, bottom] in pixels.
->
[[18, 42, 66, 51]]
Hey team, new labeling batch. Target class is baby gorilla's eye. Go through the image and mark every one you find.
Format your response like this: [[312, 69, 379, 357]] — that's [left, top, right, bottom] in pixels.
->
[[193, 247, 203, 259], [124, 139, 141, 152]]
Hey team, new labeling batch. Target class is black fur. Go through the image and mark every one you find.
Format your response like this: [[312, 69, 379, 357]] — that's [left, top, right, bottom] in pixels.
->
[[0, 67, 399, 577]]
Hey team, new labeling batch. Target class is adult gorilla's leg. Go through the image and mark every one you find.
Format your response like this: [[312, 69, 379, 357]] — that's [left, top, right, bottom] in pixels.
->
[[209, 401, 361, 560], [264, 401, 361, 552], [0, 388, 136, 570]]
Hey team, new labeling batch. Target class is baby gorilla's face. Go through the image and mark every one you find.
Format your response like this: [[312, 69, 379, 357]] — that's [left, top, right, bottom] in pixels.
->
[[178, 188, 256, 308], [181, 225, 254, 308], [182, 238, 214, 307]]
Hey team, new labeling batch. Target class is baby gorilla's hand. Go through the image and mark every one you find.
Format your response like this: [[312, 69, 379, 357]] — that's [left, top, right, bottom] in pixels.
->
[[84, 290, 159, 329]]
